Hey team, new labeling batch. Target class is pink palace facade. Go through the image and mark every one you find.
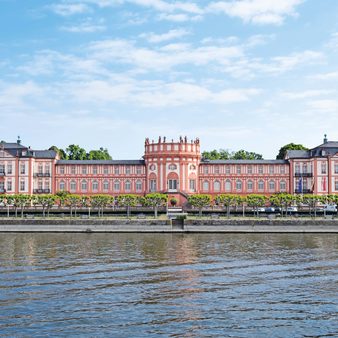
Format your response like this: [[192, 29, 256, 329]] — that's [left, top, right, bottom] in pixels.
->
[[1, 135, 338, 204]]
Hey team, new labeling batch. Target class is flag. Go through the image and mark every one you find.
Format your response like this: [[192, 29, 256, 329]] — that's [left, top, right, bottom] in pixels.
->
[[298, 178, 302, 193], [322, 177, 326, 191]]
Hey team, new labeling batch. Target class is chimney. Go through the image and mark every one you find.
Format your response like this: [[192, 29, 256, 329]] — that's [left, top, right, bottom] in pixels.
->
[[323, 134, 328, 144], [17, 136, 21, 145]]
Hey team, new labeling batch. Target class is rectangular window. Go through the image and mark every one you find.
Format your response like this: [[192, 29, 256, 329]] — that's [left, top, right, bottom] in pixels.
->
[[125, 166, 131, 175], [38, 180, 43, 189], [45, 164, 50, 174], [335, 181, 338, 191], [236, 166, 241, 174], [214, 166, 220, 174], [225, 166, 230, 174], [269, 166, 274, 174], [280, 166, 285, 174], [295, 164, 300, 174], [114, 166, 119, 175], [258, 166, 263, 174], [7, 180, 12, 191], [103, 166, 109, 175], [168, 179, 178, 190], [7, 163, 12, 175], [136, 167, 142, 175], [0, 164, 4, 174], [136, 181, 142, 191], [247, 166, 252, 174], [38, 164, 43, 174], [71, 166, 76, 174], [20, 164, 25, 175], [203, 166, 209, 174], [60, 166, 65, 174], [20, 180, 25, 191], [45, 180, 50, 189], [321, 162, 327, 174], [93, 166, 98, 175], [150, 179, 156, 192], [335, 163, 338, 174], [189, 179, 196, 192], [82, 166, 87, 175]]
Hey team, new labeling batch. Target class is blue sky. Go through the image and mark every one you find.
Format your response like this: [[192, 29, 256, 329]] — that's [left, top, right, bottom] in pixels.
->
[[1, 0, 338, 159]]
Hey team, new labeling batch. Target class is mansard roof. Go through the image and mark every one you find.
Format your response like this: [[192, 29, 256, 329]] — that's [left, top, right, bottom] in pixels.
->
[[286, 150, 310, 159], [0, 142, 57, 159], [57, 160, 145, 165], [201, 159, 288, 165]]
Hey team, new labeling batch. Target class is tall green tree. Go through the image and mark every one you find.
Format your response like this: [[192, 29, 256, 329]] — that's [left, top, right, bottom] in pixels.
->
[[216, 194, 238, 218], [276, 143, 309, 160], [66, 144, 87, 160], [49, 146, 68, 160], [202, 149, 263, 160], [90, 195, 113, 217], [246, 194, 266, 217], [87, 148, 112, 160]]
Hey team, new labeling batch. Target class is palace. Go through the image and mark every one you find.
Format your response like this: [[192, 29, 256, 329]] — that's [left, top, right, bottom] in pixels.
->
[[1, 135, 338, 204]]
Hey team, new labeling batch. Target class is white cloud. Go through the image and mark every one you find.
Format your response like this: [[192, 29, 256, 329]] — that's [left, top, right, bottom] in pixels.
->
[[308, 99, 338, 112], [139, 29, 190, 43], [61, 19, 106, 32], [281, 90, 334, 99], [157, 13, 202, 22], [309, 71, 338, 80], [50, 3, 90, 16], [207, 0, 304, 25]]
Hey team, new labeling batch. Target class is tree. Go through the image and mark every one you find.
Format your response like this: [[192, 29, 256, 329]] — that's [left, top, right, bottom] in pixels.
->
[[36, 194, 57, 217], [269, 193, 295, 217], [55, 191, 71, 207], [90, 195, 113, 217], [144, 193, 167, 218], [202, 149, 263, 160], [87, 148, 112, 160], [66, 144, 87, 160], [8, 194, 31, 218], [66, 194, 82, 217], [49, 146, 68, 160], [246, 194, 266, 217], [216, 194, 238, 218], [276, 143, 308, 160], [117, 194, 139, 218], [188, 194, 212, 217]]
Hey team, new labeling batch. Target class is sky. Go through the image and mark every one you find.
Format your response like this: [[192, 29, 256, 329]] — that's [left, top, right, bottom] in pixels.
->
[[1, 0, 338, 159]]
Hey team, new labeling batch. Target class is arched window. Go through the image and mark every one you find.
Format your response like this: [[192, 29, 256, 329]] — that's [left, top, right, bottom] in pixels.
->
[[125, 180, 131, 191], [70, 180, 76, 192], [225, 180, 231, 192], [280, 180, 286, 191], [247, 180, 253, 191], [92, 180, 99, 191], [236, 179, 242, 191], [114, 180, 120, 191], [59, 181, 65, 191], [214, 180, 221, 192], [103, 180, 109, 191], [258, 180, 264, 191], [136, 180, 142, 191], [81, 180, 87, 191], [269, 180, 275, 191], [203, 181, 209, 191]]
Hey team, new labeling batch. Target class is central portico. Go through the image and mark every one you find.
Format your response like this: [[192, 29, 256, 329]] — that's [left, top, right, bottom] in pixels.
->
[[144, 136, 201, 202]]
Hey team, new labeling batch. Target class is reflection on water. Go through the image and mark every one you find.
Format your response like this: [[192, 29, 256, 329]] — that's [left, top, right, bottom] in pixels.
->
[[0, 233, 337, 337]]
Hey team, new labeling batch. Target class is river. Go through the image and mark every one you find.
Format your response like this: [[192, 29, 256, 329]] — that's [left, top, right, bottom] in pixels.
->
[[0, 233, 337, 337]]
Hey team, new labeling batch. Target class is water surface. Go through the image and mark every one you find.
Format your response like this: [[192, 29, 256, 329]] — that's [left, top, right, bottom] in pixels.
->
[[0, 233, 337, 337]]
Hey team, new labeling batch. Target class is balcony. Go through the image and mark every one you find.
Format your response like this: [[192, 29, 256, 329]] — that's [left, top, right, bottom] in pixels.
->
[[34, 173, 51, 177], [33, 189, 51, 194], [294, 172, 313, 177], [295, 189, 313, 194]]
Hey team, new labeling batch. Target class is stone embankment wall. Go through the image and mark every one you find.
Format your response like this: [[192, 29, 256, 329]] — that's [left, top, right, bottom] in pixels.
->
[[0, 218, 338, 233]]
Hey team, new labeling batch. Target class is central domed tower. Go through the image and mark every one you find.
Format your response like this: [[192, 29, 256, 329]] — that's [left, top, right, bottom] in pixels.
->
[[144, 136, 201, 199]]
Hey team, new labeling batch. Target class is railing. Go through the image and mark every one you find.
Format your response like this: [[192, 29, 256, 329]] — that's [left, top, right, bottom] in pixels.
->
[[294, 172, 313, 177], [34, 173, 51, 177], [33, 189, 51, 194], [295, 189, 313, 194]]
